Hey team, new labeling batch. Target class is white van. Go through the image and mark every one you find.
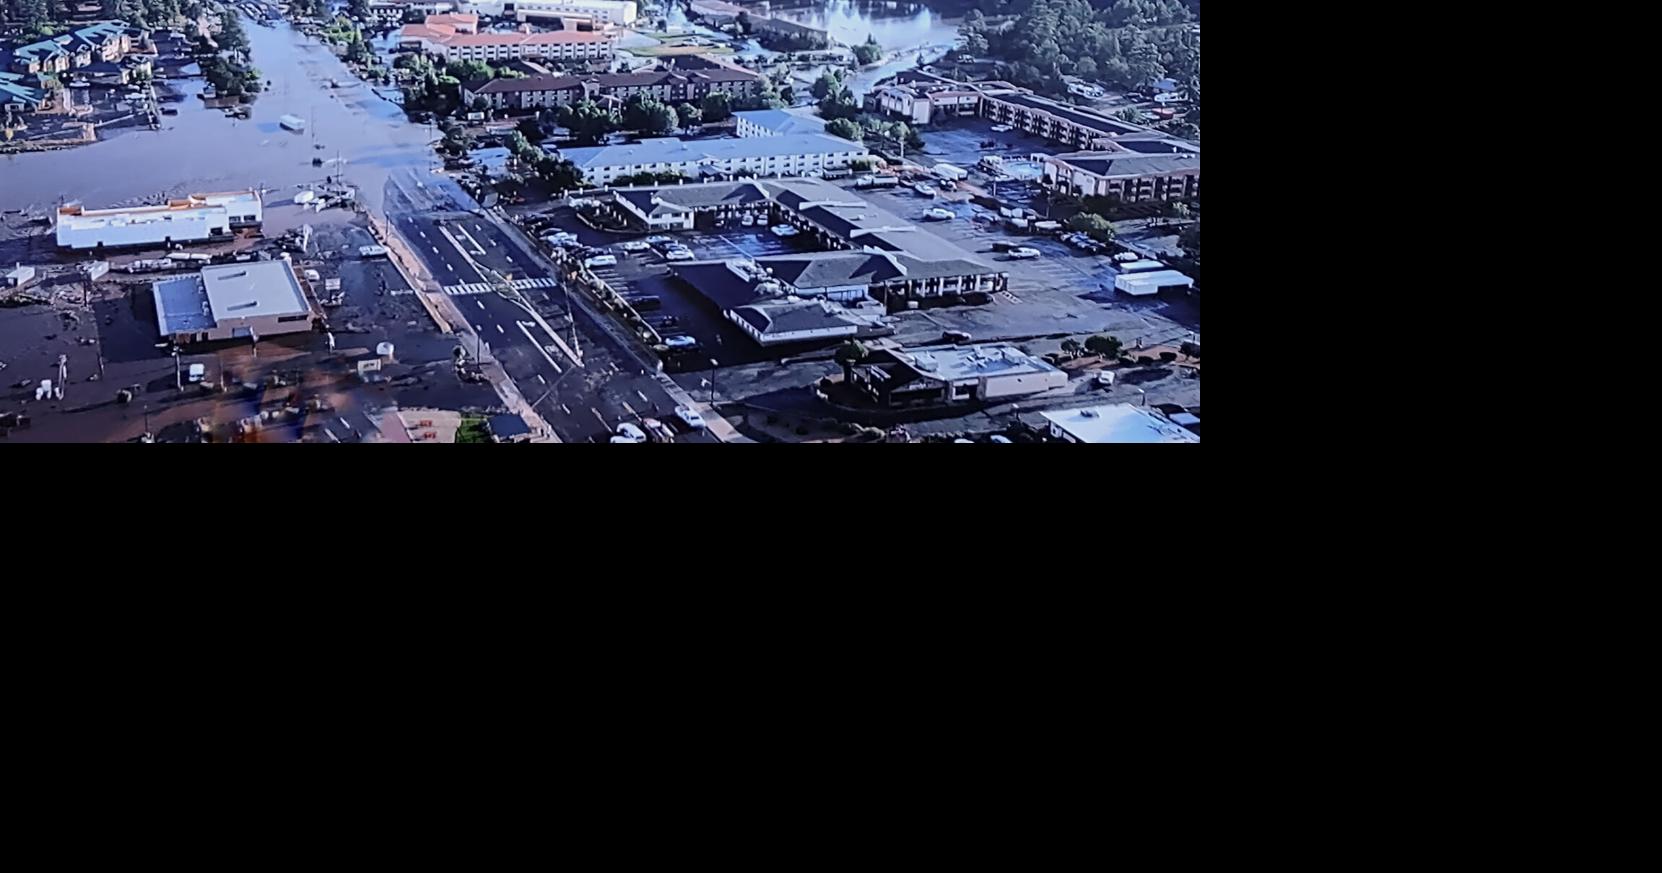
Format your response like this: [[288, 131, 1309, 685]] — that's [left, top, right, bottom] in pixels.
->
[[584, 254, 617, 268]]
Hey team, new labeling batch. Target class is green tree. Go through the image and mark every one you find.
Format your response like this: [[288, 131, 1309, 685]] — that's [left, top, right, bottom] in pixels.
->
[[675, 102, 702, 127], [735, 10, 752, 34], [700, 91, 731, 122], [1060, 339, 1082, 358], [644, 102, 677, 135], [852, 35, 882, 66], [1084, 334, 1122, 359], [446, 60, 493, 83], [536, 155, 581, 191], [347, 0, 370, 20], [835, 339, 869, 383], [824, 118, 862, 142], [811, 70, 844, 101], [471, 95, 490, 114], [559, 99, 619, 146], [517, 115, 545, 143], [1065, 212, 1115, 242]]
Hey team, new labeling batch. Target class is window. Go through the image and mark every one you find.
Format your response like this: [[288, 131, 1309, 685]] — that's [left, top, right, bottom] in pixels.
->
[[278, 314, 310, 323]]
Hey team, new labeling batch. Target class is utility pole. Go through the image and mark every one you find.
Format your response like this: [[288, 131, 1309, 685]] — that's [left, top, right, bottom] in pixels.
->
[[173, 345, 182, 391], [708, 357, 718, 404]]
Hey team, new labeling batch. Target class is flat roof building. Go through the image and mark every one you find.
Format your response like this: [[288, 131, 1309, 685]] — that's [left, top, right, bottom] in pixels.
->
[[1039, 404, 1200, 443], [556, 134, 867, 185], [153, 260, 316, 344], [463, 0, 639, 25], [56, 190, 263, 251], [849, 343, 1068, 408]]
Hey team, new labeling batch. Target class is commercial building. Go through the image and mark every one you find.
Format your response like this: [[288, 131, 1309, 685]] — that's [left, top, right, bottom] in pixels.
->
[[556, 134, 867, 185], [463, 0, 638, 25], [848, 344, 1067, 408], [610, 179, 1007, 303], [734, 109, 827, 138], [152, 260, 316, 344], [55, 190, 264, 251], [398, 16, 615, 63], [1039, 150, 1200, 203], [8, 21, 143, 76], [1039, 404, 1200, 443], [665, 258, 868, 346], [463, 63, 761, 110]]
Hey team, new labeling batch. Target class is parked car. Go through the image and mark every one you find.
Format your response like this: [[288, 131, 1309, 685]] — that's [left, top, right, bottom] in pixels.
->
[[924, 207, 954, 221], [664, 248, 695, 261], [646, 314, 680, 329], [614, 422, 646, 443], [662, 335, 699, 349], [545, 231, 578, 246], [913, 183, 937, 197], [990, 124, 1013, 132], [770, 224, 800, 238], [674, 406, 706, 430], [1007, 247, 1041, 260], [942, 330, 972, 343], [583, 254, 617, 268], [646, 235, 674, 246], [619, 240, 651, 252], [630, 295, 662, 311]]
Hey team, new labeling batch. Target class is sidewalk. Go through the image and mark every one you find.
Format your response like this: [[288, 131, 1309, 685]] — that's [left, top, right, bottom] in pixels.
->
[[655, 374, 752, 443]]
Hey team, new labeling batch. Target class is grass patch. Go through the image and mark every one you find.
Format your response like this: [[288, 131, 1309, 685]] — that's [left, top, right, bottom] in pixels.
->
[[456, 417, 491, 444]]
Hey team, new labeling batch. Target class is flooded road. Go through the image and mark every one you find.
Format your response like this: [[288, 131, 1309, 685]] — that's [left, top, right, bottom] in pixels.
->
[[0, 15, 432, 216]]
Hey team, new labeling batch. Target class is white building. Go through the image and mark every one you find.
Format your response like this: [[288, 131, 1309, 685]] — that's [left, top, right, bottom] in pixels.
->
[[55, 191, 263, 251], [462, 0, 637, 25], [850, 344, 1068, 407], [734, 109, 827, 138], [152, 259, 316, 344], [1040, 404, 1199, 443], [557, 134, 868, 185]]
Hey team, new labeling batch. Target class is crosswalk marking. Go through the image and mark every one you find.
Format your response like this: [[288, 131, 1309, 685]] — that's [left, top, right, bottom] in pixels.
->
[[392, 277, 563, 297]]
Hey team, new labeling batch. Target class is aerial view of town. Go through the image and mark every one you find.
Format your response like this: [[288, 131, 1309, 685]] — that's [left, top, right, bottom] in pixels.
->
[[2, 0, 1199, 443]]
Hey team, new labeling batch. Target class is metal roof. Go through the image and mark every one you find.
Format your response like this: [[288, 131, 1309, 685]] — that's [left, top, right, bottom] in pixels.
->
[[1040, 404, 1200, 443]]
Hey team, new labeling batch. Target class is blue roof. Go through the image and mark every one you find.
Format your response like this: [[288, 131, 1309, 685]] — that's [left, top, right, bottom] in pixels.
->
[[559, 134, 865, 171], [1, 71, 48, 107]]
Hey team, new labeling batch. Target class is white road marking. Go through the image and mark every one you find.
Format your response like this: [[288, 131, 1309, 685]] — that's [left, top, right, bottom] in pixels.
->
[[591, 407, 608, 428], [446, 263, 455, 271], [431, 245, 439, 253], [518, 322, 564, 373], [536, 374, 546, 385], [419, 230, 427, 238], [636, 390, 649, 404], [495, 323, 504, 334], [476, 300, 484, 309], [622, 401, 637, 417], [560, 404, 571, 415]]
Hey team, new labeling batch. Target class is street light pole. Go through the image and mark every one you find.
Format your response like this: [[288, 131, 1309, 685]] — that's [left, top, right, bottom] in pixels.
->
[[709, 358, 718, 404]]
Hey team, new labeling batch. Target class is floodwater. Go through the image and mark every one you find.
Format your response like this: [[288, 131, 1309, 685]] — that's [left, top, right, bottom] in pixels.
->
[[666, 0, 959, 97], [0, 15, 432, 216]]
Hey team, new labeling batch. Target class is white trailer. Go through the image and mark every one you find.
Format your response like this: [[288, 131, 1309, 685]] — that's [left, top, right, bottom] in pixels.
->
[[1114, 269, 1194, 297], [933, 163, 969, 182]]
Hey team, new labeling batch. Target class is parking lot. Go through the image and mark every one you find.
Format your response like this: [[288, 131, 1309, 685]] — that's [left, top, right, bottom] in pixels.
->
[[835, 182, 1198, 347], [912, 116, 1053, 177], [579, 227, 828, 369]]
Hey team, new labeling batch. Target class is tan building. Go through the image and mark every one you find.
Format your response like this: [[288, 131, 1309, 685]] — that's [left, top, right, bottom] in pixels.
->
[[398, 16, 615, 63], [152, 260, 317, 345], [1039, 150, 1200, 203]]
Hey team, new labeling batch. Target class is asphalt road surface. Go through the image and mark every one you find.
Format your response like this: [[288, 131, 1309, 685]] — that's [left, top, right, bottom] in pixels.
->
[[383, 171, 714, 442]]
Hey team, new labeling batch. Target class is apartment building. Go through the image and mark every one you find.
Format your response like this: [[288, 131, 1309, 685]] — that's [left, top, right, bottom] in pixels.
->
[[462, 63, 760, 110], [398, 17, 614, 63], [734, 109, 827, 138], [557, 134, 867, 185], [8, 20, 143, 76], [1039, 151, 1200, 203], [464, 0, 638, 25]]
